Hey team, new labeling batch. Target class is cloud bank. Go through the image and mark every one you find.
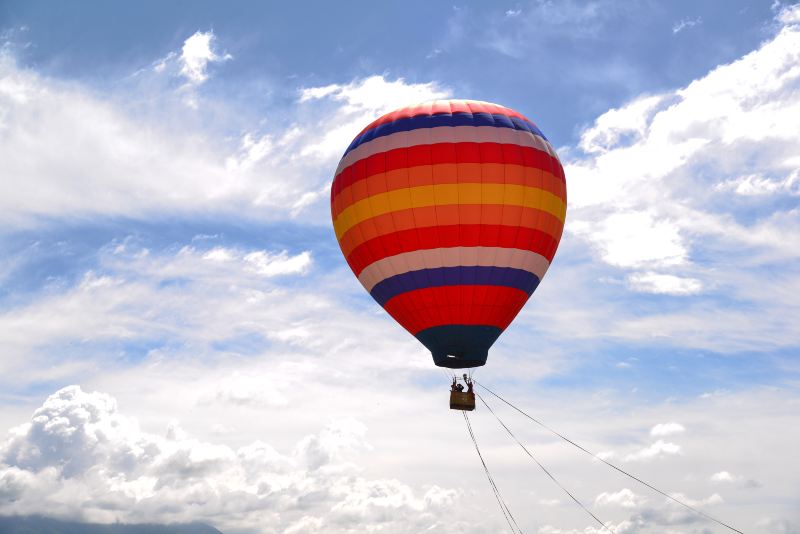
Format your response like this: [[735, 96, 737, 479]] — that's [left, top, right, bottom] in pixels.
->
[[0, 386, 458, 533]]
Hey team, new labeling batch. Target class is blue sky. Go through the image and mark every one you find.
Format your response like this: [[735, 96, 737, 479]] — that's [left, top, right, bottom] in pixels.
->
[[0, 2, 799, 533]]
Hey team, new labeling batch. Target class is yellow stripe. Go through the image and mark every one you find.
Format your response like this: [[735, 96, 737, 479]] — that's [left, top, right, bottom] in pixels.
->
[[333, 183, 567, 239]]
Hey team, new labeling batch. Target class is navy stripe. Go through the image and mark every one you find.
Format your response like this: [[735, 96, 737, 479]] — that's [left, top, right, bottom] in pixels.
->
[[416, 324, 503, 369], [369, 266, 540, 306], [345, 112, 547, 157]]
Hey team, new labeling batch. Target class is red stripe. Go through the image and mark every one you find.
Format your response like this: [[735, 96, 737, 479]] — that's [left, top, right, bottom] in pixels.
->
[[331, 142, 564, 202], [346, 224, 561, 277], [383, 285, 530, 334], [355, 101, 531, 139]]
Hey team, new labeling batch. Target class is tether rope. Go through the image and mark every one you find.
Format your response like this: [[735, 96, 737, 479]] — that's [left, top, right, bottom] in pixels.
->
[[475, 380, 745, 534], [462, 411, 523, 534], [476, 392, 616, 534]]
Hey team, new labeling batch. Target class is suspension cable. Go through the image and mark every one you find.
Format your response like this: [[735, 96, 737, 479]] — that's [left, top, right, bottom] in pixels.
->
[[462, 411, 524, 534], [475, 380, 745, 534], [476, 392, 616, 534]]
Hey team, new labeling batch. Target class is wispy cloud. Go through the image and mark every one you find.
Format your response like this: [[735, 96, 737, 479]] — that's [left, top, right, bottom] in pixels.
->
[[150, 30, 232, 108], [672, 16, 703, 34], [297, 75, 450, 161], [0, 50, 446, 225]]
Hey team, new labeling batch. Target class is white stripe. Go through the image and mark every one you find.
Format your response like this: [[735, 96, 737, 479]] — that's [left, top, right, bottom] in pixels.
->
[[335, 125, 557, 177], [357, 247, 551, 292]]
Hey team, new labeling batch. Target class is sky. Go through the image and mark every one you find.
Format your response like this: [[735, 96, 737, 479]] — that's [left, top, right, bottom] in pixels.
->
[[0, 1, 799, 533]]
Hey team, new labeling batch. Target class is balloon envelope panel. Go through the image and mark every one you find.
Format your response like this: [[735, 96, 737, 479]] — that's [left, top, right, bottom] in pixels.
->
[[331, 100, 566, 368]]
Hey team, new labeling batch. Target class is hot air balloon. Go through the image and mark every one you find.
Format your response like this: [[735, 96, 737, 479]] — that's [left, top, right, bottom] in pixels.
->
[[331, 99, 566, 375]]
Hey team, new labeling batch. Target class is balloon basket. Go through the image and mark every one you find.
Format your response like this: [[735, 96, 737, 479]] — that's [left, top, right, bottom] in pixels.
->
[[450, 391, 476, 411]]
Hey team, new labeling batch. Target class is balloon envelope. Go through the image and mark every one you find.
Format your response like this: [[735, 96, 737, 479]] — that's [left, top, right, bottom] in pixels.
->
[[331, 100, 566, 368]]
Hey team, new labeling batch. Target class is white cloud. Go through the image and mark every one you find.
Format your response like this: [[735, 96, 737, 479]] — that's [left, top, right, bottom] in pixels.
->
[[650, 422, 686, 437], [711, 470, 735, 482], [777, 3, 800, 24], [627, 272, 703, 295], [0, 242, 320, 384], [200, 247, 312, 278], [570, 211, 687, 268], [298, 75, 449, 114], [624, 440, 681, 462], [149, 30, 232, 108], [0, 52, 450, 224], [244, 250, 312, 277], [178, 31, 231, 85], [594, 488, 645, 508], [668, 491, 724, 507], [715, 171, 800, 196], [578, 94, 667, 154], [0, 386, 457, 532], [672, 16, 703, 34], [566, 11, 800, 270], [298, 75, 450, 161], [522, 11, 800, 351]]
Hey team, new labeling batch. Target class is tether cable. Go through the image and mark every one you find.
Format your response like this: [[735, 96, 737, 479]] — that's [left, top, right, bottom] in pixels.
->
[[475, 380, 745, 534], [476, 392, 616, 534], [462, 411, 523, 534]]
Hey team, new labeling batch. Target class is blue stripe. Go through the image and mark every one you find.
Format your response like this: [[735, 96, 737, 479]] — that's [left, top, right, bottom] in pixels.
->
[[345, 112, 547, 157], [370, 266, 540, 306]]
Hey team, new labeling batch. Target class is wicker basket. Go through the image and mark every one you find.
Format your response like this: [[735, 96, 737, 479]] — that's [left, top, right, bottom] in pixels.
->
[[450, 391, 476, 411]]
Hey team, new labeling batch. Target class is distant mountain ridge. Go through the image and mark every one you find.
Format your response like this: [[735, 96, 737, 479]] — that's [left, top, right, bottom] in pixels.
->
[[0, 516, 223, 534]]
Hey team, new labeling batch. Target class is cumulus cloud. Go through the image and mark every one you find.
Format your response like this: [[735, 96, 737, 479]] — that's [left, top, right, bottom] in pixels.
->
[[668, 491, 723, 507], [0, 386, 457, 532], [570, 211, 687, 268], [710, 470, 762, 489], [566, 9, 800, 269], [649, 422, 685, 437], [777, 3, 800, 24], [520, 10, 800, 351], [594, 488, 645, 508], [178, 31, 231, 85], [624, 440, 681, 462], [711, 470, 734, 482]]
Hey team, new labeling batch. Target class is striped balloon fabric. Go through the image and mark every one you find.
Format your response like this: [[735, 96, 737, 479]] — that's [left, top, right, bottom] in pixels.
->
[[331, 100, 566, 368]]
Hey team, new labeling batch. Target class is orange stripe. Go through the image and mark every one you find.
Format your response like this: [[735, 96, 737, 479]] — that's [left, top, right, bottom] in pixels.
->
[[333, 183, 565, 239], [331, 162, 565, 219], [338, 204, 564, 259]]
